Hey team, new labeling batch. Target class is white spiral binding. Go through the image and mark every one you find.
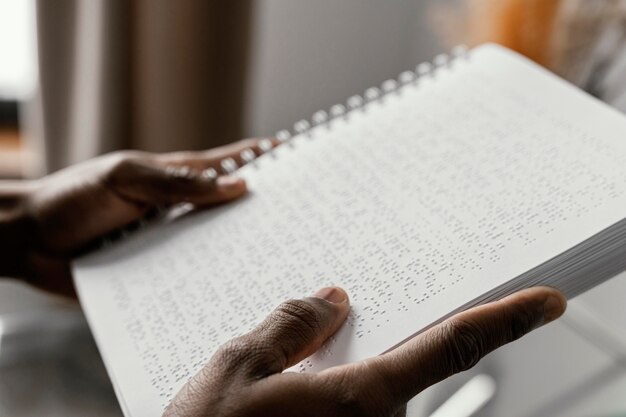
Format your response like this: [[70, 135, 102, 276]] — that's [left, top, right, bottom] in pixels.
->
[[312, 110, 329, 126], [330, 104, 347, 118], [220, 157, 238, 174], [275, 130, 291, 143], [217, 45, 469, 174], [347, 95, 364, 111], [100, 46, 469, 247]]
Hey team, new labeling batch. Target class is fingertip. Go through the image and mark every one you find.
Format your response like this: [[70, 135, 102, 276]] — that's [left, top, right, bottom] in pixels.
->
[[307, 287, 351, 327], [312, 286, 350, 305], [500, 286, 567, 325], [216, 175, 247, 194], [542, 289, 567, 323]]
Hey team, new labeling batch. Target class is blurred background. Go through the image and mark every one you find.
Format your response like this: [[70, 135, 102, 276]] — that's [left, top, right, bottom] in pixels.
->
[[1, 0, 626, 416]]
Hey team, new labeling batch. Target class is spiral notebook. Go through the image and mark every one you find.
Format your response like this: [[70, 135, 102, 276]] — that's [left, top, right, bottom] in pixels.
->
[[73, 43, 626, 417]]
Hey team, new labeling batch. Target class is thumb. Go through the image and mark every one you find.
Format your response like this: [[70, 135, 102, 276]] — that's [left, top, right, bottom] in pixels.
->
[[105, 156, 247, 206], [218, 287, 350, 379], [342, 287, 566, 410]]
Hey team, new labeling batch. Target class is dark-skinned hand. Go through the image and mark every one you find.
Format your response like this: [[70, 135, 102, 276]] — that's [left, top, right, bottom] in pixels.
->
[[164, 286, 566, 417], [4, 139, 272, 296]]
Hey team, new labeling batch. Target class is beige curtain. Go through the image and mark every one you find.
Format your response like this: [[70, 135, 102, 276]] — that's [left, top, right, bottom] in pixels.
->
[[30, 0, 252, 175]]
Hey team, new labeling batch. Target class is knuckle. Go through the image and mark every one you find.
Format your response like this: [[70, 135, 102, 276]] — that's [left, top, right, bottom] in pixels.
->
[[214, 337, 253, 364], [104, 151, 145, 179], [110, 150, 144, 165], [260, 299, 328, 367], [335, 392, 371, 417], [507, 303, 540, 341], [274, 299, 325, 335], [329, 367, 388, 417], [440, 319, 487, 373], [214, 336, 260, 372], [214, 336, 278, 378], [333, 379, 371, 416]]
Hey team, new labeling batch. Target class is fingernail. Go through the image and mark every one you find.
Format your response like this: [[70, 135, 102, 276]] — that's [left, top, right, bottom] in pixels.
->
[[543, 294, 566, 323], [313, 287, 347, 304], [217, 175, 243, 188]]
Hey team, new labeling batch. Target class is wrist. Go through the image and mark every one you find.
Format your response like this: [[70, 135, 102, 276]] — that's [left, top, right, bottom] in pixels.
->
[[0, 181, 38, 279]]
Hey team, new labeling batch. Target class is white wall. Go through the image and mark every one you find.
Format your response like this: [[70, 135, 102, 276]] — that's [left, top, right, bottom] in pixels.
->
[[244, 0, 445, 137]]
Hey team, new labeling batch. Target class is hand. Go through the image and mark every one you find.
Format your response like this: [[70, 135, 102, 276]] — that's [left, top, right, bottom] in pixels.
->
[[7, 139, 273, 296], [164, 286, 567, 417]]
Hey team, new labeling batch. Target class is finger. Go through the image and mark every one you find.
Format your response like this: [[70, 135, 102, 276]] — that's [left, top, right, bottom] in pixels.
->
[[105, 157, 247, 206], [335, 287, 566, 409], [156, 137, 281, 172], [214, 287, 350, 380]]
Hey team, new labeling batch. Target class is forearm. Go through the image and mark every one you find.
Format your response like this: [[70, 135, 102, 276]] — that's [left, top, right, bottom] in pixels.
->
[[0, 181, 36, 279]]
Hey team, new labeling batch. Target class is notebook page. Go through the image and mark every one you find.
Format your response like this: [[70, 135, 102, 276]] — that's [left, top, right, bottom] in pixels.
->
[[74, 44, 626, 417]]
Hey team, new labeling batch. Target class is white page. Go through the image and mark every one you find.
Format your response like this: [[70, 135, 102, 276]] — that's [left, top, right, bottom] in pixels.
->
[[74, 44, 626, 417]]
